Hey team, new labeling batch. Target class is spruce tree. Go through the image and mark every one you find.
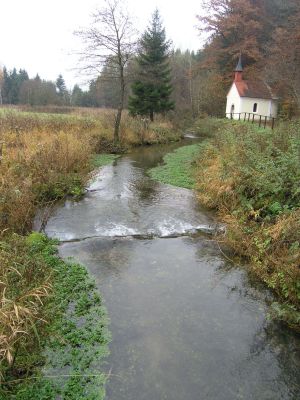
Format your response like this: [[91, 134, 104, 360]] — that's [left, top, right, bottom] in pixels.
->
[[129, 9, 174, 121]]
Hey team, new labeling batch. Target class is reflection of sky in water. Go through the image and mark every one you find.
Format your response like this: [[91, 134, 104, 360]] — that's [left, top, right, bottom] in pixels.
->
[[46, 141, 300, 400]]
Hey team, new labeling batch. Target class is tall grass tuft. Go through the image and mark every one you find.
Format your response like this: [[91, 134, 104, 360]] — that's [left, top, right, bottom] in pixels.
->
[[0, 234, 52, 381]]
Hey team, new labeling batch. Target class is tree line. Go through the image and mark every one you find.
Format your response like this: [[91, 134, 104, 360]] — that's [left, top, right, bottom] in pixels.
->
[[1, 0, 300, 123], [0, 69, 72, 106]]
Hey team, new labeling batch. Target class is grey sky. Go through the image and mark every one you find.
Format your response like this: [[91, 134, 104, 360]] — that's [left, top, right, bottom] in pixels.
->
[[0, 0, 205, 88]]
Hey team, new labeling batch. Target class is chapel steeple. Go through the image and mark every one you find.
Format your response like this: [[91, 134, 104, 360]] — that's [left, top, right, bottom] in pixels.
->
[[234, 54, 243, 82]]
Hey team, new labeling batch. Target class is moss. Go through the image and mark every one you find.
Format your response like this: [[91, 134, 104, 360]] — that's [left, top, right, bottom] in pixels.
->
[[91, 154, 120, 168], [148, 144, 200, 189]]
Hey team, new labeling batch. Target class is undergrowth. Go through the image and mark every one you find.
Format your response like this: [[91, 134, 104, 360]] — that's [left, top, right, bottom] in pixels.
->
[[194, 118, 300, 329]]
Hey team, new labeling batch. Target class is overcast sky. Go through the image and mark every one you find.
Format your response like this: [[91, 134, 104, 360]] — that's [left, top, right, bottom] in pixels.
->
[[0, 0, 205, 89]]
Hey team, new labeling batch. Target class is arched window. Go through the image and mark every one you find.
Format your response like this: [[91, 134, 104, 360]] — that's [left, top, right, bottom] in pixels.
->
[[253, 103, 258, 112]]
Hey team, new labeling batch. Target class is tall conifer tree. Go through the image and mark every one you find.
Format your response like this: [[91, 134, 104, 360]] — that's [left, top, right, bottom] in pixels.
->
[[129, 9, 174, 121]]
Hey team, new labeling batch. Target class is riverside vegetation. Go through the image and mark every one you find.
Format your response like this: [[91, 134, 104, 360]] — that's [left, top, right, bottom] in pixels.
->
[[194, 118, 300, 329], [0, 107, 180, 398], [149, 118, 300, 329]]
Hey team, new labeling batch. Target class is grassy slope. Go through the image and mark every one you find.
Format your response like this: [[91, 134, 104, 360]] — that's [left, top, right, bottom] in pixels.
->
[[148, 144, 200, 189]]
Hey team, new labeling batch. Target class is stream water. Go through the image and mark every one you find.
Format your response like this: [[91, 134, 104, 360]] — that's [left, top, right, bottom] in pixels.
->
[[44, 139, 300, 400]]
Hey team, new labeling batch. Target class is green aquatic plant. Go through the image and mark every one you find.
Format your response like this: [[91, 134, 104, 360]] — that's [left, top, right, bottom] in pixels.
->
[[148, 144, 200, 189]]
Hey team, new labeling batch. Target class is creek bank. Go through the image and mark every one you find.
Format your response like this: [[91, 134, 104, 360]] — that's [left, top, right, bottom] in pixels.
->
[[191, 117, 300, 330], [0, 233, 110, 400]]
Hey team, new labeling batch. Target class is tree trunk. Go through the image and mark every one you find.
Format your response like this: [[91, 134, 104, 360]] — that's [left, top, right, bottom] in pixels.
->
[[149, 110, 154, 122], [114, 107, 122, 143], [114, 60, 125, 144]]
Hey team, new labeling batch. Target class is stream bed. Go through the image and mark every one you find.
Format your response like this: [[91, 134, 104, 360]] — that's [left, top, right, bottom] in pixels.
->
[[44, 140, 300, 400]]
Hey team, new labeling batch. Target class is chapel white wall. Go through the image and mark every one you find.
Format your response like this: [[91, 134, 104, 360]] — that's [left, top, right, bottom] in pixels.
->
[[226, 84, 241, 119], [226, 85, 278, 120]]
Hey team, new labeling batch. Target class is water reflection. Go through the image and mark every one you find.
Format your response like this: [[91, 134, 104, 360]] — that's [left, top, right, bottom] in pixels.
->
[[60, 236, 300, 400]]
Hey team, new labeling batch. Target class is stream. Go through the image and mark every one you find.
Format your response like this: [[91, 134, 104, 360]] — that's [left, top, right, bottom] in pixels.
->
[[44, 138, 300, 400]]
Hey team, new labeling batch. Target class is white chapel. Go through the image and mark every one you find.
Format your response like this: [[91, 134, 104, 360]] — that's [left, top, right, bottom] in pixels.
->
[[226, 55, 278, 120]]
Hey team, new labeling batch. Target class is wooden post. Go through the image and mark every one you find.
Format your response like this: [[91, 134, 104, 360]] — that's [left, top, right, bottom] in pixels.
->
[[252, 114, 255, 123], [259, 115, 262, 127], [264, 116, 267, 128], [248, 113, 250, 122], [238, 113, 241, 121], [271, 118, 275, 130], [244, 113, 246, 121]]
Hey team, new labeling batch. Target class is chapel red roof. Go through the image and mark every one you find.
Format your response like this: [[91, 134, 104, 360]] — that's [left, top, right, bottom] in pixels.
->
[[235, 80, 277, 100]]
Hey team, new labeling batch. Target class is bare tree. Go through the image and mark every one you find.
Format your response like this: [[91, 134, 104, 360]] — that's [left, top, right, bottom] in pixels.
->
[[75, 0, 137, 143]]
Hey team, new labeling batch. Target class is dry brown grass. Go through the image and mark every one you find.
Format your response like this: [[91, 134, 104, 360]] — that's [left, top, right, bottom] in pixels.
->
[[0, 127, 93, 233], [0, 234, 52, 379]]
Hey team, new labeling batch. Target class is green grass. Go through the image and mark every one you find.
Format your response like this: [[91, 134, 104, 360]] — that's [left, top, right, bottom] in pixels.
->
[[1, 233, 110, 400], [148, 144, 201, 189], [0, 107, 96, 123], [91, 154, 120, 168]]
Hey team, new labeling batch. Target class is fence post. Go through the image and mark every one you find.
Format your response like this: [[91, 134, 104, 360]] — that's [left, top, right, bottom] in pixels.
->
[[264, 116, 267, 128], [244, 113, 246, 121], [248, 113, 250, 121], [271, 118, 275, 130], [252, 114, 255, 123], [259, 115, 262, 127]]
